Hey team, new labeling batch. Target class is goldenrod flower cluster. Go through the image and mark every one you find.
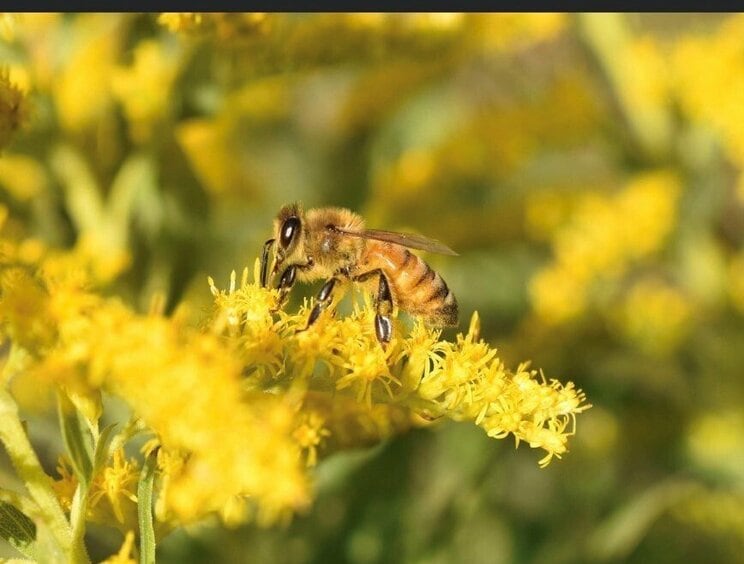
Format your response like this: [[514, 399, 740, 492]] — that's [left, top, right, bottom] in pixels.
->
[[208, 262, 590, 468], [0, 207, 589, 560]]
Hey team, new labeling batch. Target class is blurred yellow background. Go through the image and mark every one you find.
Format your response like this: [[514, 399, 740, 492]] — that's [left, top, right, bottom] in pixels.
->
[[1, 12, 744, 563]]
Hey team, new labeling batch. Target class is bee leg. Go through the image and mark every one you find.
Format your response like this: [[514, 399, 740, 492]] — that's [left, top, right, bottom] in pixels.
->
[[374, 273, 394, 349], [260, 238, 275, 288], [275, 264, 297, 307], [303, 277, 340, 329], [350, 268, 394, 348]]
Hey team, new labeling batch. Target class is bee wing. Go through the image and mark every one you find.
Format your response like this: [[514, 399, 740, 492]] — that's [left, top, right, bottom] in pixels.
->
[[338, 228, 459, 256]]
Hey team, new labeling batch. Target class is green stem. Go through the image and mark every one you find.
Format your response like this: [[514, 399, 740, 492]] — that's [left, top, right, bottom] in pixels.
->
[[69, 483, 91, 564], [0, 388, 88, 563], [575, 13, 672, 161]]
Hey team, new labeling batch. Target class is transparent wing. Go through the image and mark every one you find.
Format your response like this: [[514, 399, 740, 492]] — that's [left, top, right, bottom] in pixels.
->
[[338, 228, 458, 256]]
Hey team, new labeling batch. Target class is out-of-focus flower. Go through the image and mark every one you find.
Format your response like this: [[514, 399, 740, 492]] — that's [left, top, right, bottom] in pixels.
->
[[673, 15, 744, 169], [727, 251, 744, 315], [473, 13, 566, 51], [47, 297, 310, 526], [157, 13, 203, 34], [687, 410, 744, 481], [577, 14, 674, 157], [0, 153, 48, 201], [112, 40, 182, 142], [52, 15, 123, 134], [0, 67, 29, 150], [672, 489, 744, 548], [0, 267, 55, 350], [530, 170, 681, 324], [293, 411, 331, 467], [0, 13, 16, 42], [158, 12, 269, 40], [609, 277, 693, 355]]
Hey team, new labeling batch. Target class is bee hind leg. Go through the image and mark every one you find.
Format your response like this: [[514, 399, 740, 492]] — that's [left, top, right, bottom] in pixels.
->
[[374, 273, 394, 349], [352, 269, 393, 349]]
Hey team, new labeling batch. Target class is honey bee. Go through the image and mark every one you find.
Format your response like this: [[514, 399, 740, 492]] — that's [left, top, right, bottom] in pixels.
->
[[260, 203, 458, 347]]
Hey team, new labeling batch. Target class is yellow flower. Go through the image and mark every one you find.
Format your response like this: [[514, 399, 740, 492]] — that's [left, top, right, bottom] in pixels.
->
[[0, 267, 55, 350], [88, 448, 139, 530], [418, 325, 499, 409], [302, 391, 412, 451], [476, 365, 588, 467], [208, 266, 279, 332], [293, 411, 331, 467], [397, 320, 444, 392], [52, 456, 77, 513], [335, 308, 402, 407]]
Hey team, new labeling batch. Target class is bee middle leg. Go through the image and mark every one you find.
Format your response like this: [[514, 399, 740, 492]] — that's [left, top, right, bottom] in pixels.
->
[[275, 264, 297, 307], [353, 269, 394, 348], [304, 276, 341, 329]]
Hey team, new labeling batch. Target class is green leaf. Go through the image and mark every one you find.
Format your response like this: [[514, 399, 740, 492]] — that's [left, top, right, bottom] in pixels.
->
[[57, 393, 94, 487], [137, 448, 158, 564], [0, 500, 37, 558], [92, 424, 119, 476], [587, 479, 698, 561]]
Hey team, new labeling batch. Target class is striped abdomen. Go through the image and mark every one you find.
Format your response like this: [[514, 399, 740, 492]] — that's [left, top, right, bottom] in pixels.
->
[[360, 242, 458, 327]]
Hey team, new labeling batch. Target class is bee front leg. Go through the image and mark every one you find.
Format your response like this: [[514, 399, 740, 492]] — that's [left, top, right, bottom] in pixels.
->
[[260, 238, 276, 288], [303, 277, 340, 329], [275, 264, 297, 307]]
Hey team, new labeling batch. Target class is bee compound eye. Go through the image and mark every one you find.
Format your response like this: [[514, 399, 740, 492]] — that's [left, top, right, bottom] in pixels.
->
[[280, 217, 301, 248]]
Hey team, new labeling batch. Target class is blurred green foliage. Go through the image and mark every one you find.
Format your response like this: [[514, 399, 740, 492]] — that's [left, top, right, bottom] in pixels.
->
[[2, 12, 744, 563]]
